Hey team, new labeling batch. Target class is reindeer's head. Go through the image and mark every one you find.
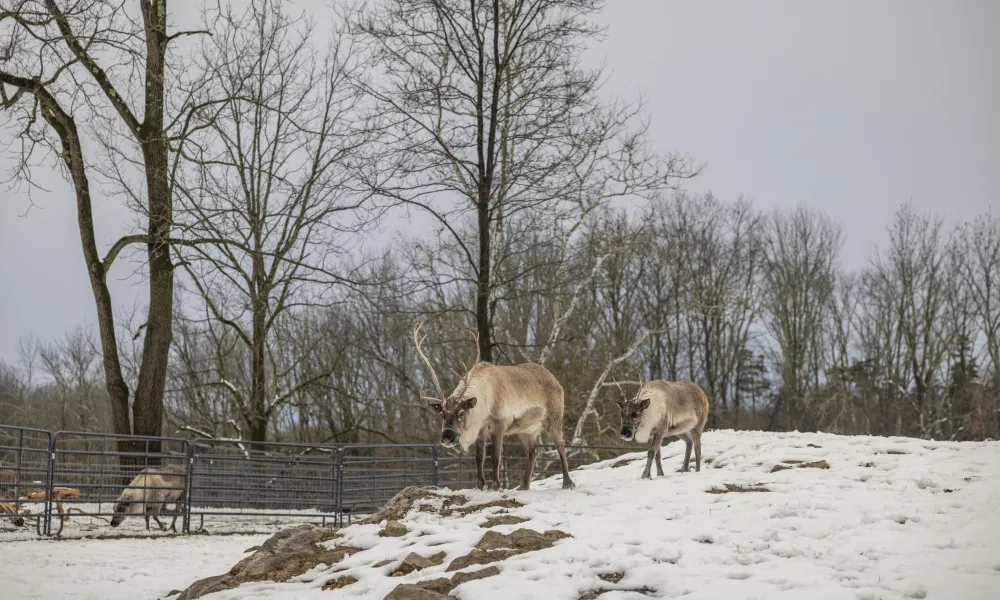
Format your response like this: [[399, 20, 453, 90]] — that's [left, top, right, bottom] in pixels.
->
[[110, 498, 131, 527], [428, 394, 478, 447], [612, 379, 649, 441], [414, 323, 482, 448]]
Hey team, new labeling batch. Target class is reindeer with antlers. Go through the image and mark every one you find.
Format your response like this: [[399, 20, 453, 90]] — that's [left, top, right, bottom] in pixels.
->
[[613, 378, 710, 478], [413, 323, 575, 491]]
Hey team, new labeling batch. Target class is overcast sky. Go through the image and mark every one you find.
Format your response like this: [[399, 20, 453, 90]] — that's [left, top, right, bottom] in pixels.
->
[[0, 0, 997, 363]]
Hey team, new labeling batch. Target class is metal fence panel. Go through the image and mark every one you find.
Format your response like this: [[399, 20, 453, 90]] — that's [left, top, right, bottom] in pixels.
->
[[187, 440, 339, 532], [0, 424, 637, 539], [47, 431, 189, 536], [339, 444, 438, 524], [0, 425, 52, 535]]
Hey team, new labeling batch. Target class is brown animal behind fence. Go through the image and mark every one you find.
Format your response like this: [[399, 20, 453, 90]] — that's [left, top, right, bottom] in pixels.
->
[[110, 465, 186, 532]]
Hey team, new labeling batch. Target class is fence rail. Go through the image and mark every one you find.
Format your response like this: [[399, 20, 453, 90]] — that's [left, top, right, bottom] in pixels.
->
[[0, 424, 636, 538]]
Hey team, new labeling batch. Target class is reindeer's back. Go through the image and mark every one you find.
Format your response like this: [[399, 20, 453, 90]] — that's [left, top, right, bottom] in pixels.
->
[[125, 467, 185, 502], [477, 362, 564, 416], [647, 380, 709, 425]]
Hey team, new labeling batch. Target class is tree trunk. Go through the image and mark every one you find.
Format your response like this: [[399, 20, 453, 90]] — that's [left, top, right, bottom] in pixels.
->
[[476, 182, 493, 363], [130, 0, 172, 450], [250, 295, 268, 445]]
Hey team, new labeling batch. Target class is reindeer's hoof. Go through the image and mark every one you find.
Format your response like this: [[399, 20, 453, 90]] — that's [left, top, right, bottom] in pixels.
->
[[677, 467, 689, 473], [562, 480, 576, 490], [517, 484, 531, 491], [640, 473, 652, 480]]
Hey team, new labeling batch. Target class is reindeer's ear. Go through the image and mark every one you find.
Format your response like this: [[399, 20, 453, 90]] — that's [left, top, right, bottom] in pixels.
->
[[462, 397, 477, 410], [427, 401, 444, 414], [614, 397, 626, 408], [636, 398, 650, 411]]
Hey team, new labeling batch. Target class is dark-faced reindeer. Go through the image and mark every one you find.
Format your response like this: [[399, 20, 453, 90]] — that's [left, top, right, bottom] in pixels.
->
[[414, 323, 575, 491], [615, 379, 709, 478], [110, 465, 186, 532]]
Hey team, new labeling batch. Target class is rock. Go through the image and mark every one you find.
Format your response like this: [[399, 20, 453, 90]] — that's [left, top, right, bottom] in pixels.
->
[[416, 577, 456, 594], [447, 528, 570, 571], [380, 520, 408, 537], [384, 584, 453, 600], [481, 515, 528, 528], [450, 565, 500, 586], [360, 486, 442, 525], [477, 528, 569, 551], [176, 524, 357, 600], [770, 459, 829, 473], [165, 590, 182, 597], [392, 551, 447, 576], [440, 497, 523, 518], [706, 483, 770, 494], [408, 566, 500, 595], [323, 575, 358, 590]]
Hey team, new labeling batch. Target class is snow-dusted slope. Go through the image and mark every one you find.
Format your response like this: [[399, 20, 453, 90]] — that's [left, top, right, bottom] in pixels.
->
[[2, 430, 997, 600], [197, 430, 1000, 600]]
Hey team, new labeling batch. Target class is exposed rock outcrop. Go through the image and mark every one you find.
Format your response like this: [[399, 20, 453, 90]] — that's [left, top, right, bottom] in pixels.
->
[[177, 524, 357, 600], [447, 528, 570, 571]]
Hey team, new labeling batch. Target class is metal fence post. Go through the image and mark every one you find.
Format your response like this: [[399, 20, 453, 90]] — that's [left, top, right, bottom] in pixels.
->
[[432, 445, 439, 487], [183, 442, 195, 533], [334, 448, 344, 527], [14, 429, 23, 516], [43, 434, 56, 536]]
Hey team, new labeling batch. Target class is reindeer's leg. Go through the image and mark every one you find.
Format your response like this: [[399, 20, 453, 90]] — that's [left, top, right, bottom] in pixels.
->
[[489, 429, 504, 491], [475, 436, 488, 491], [548, 430, 575, 489], [654, 444, 665, 477], [679, 434, 693, 472], [642, 432, 665, 479], [153, 504, 166, 531], [693, 428, 703, 472], [517, 434, 537, 491]]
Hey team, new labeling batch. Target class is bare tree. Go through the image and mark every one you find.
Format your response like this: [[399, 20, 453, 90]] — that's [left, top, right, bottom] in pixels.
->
[[0, 1, 209, 453], [762, 206, 842, 430], [171, 0, 375, 442], [668, 193, 763, 427], [959, 213, 1000, 383], [37, 327, 107, 431], [350, 0, 693, 362]]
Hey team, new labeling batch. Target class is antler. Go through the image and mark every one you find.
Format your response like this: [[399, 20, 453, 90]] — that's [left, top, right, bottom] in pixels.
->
[[610, 376, 629, 405], [413, 322, 447, 403], [451, 329, 482, 400], [471, 330, 481, 365]]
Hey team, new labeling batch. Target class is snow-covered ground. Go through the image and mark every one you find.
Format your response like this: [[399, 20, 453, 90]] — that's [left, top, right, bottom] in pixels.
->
[[0, 505, 339, 541], [0, 533, 271, 600], [2, 430, 998, 599]]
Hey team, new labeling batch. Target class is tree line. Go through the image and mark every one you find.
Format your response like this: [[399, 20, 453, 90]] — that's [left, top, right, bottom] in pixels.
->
[[1, 1, 996, 447]]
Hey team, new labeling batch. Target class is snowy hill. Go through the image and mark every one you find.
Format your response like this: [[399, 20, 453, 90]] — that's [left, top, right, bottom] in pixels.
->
[[4, 430, 998, 600], [180, 430, 1000, 600]]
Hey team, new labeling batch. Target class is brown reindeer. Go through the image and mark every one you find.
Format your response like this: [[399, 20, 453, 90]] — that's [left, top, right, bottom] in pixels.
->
[[615, 379, 709, 478], [414, 323, 575, 491], [110, 466, 187, 532]]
